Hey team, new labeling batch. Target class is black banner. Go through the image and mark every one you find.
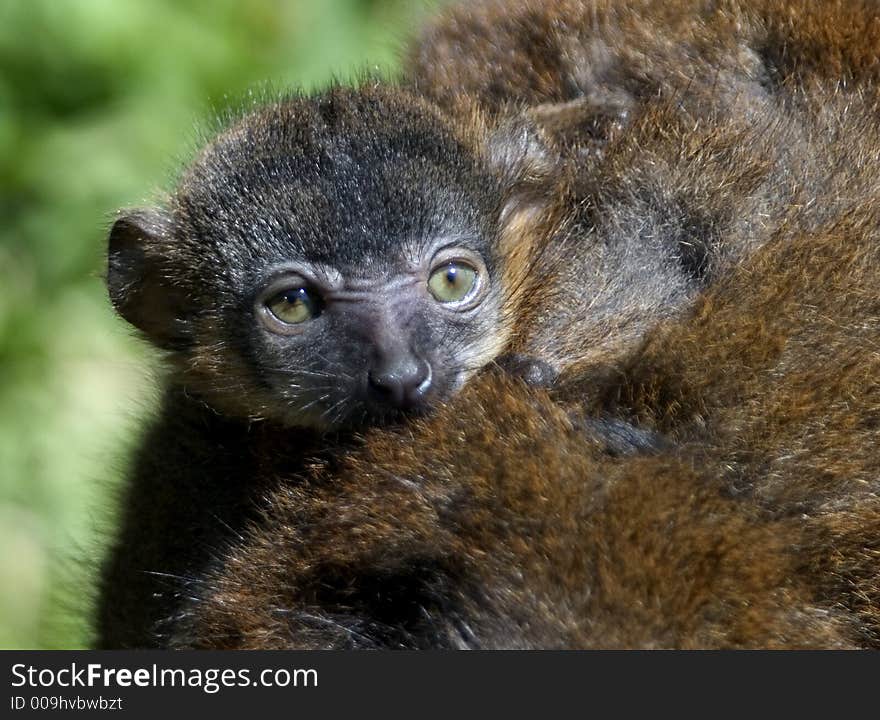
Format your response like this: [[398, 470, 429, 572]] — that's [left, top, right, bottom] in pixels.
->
[[3, 650, 877, 717]]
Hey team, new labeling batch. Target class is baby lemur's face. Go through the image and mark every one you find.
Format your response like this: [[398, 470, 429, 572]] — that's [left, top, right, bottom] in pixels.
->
[[108, 86, 537, 429]]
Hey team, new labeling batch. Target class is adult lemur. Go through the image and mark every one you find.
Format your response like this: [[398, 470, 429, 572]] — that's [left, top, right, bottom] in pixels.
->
[[97, 0, 880, 647]]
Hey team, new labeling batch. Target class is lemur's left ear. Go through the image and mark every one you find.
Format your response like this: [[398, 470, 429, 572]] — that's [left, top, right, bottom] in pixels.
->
[[485, 112, 557, 185], [484, 112, 561, 275], [487, 92, 634, 184], [487, 111, 557, 180], [486, 94, 634, 257]]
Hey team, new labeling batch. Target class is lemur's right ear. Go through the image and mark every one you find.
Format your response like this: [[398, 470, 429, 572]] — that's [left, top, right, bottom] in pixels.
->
[[107, 208, 190, 351]]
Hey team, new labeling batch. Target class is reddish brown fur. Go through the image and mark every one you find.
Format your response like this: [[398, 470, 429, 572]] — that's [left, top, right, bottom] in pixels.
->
[[169, 373, 863, 648], [410, 0, 880, 374], [410, 0, 880, 112]]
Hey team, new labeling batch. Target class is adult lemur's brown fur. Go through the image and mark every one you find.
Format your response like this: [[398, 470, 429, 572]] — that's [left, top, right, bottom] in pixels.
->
[[410, 0, 880, 372], [97, 0, 880, 648], [410, 0, 880, 116]]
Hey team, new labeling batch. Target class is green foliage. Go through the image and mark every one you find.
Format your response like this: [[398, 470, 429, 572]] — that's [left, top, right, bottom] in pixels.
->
[[0, 0, 432, 649]]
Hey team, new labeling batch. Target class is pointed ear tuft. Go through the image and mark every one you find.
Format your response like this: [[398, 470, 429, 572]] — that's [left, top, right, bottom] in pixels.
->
[[107, 208, 189, 351]]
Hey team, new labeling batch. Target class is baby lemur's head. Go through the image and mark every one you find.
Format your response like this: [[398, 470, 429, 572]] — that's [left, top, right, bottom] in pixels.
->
[[107, 84, 552, 428]]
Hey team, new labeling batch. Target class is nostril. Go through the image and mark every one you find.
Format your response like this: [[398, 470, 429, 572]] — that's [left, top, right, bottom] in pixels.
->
[[412, 361, 432, 397], [368, 370, 404, 404], [404, 361, 432, 403]]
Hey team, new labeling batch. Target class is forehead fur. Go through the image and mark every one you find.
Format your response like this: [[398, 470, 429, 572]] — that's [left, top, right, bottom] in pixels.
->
[[173, 85, 502, 274]]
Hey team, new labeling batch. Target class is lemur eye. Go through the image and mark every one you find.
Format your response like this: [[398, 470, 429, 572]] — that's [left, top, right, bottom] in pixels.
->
[[266, 287, 321, 324], [428, 261, 478, 303]]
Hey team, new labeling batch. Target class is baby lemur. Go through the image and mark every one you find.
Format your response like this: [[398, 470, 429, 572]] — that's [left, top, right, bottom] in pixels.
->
[[99, 83, 560, 645], [95, 84, 671, 645], [107, 84, 555, 431], [97, 0, 880, 647]]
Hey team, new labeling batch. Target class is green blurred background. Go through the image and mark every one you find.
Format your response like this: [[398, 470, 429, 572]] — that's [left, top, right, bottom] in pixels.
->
[[0, 0, 435, 649]]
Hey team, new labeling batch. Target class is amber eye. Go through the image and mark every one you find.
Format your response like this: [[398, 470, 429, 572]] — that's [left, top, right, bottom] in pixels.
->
[[265, 287, 321, 324], [427, 261, 478, 304]]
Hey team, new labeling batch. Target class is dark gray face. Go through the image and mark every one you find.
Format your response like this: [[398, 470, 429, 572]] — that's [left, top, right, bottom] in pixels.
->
[[108, 88, 516, 429], [241, 234, 500, 428]]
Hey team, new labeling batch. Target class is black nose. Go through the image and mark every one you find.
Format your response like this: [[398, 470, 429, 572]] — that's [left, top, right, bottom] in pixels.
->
[[368, 355, 432, 409]]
